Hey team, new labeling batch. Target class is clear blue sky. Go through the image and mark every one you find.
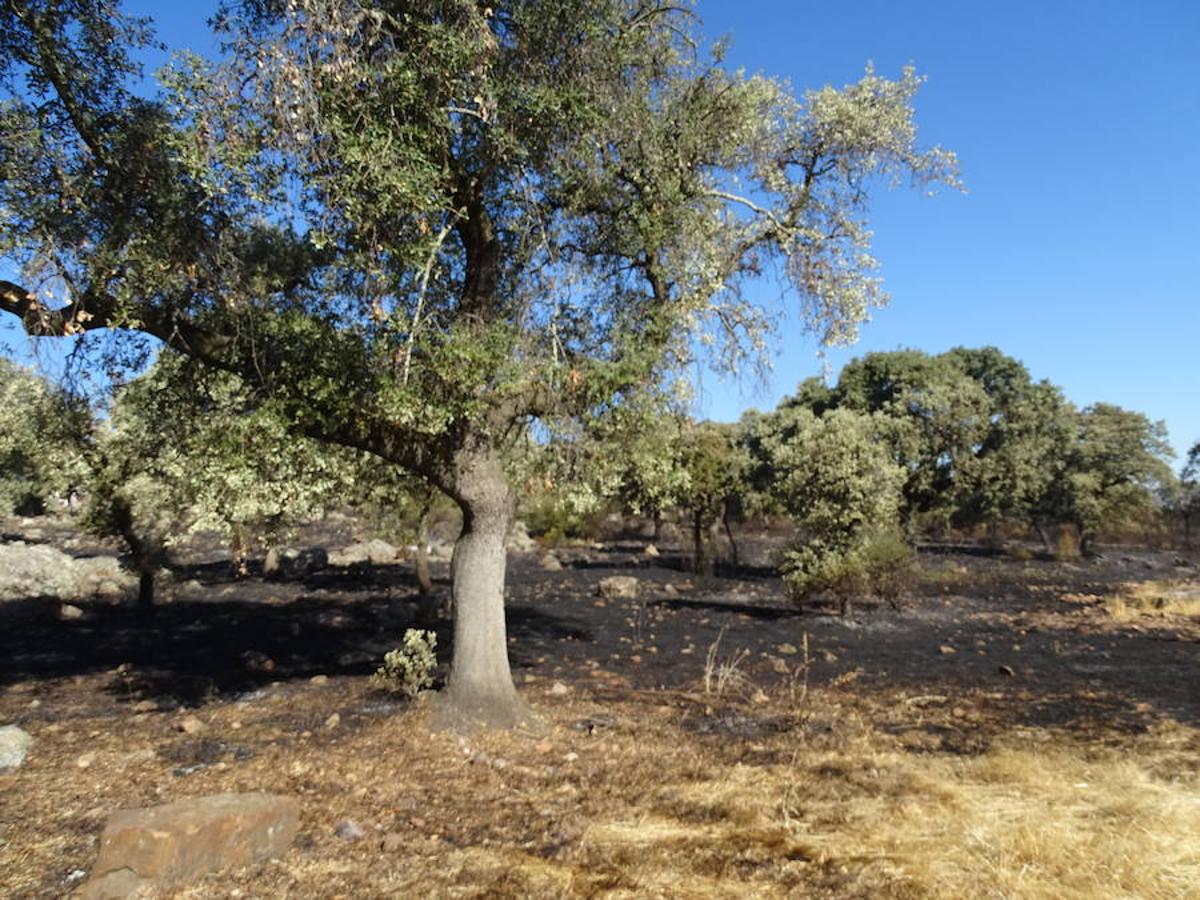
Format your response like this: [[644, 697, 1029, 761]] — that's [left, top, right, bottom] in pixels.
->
[[5, 1, 1197, 460], [691, 0, 1199, 461]]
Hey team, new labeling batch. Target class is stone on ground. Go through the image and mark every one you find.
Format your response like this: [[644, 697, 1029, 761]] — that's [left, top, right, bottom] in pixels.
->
[[507, 519, 537, 553], [328, 538, 397, 567], [0, 725, 33, 770], [597, 575, 639, 600], [81, 793, 299, 899], [0, 543, 134, 603]]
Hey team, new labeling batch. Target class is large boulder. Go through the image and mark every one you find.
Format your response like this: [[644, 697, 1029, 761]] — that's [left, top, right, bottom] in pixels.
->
[[328, 538, 397, 567], [81, 793, 300, 899], [0, 543, 134, 603], [264, 546, 329, 578], [0, 725, 33, 770]]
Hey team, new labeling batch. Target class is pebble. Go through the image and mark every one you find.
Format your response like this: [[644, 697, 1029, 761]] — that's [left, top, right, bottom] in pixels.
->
[[324, 713, 340, 730], [177, 716, 206, 735], [549, 682, 571, 696], [309, 675, 329, 686], [334, 819, 366, 841]]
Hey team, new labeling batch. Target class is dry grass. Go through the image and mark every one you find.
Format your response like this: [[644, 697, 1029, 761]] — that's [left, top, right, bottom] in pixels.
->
[[3, 679, 1200, 899], [1105, 579, 1200, 621]]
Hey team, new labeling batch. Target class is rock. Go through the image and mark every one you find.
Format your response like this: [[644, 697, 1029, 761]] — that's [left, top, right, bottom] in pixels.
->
[[334, 818, 365, 841], [269, 547, 328, 577], [540, 553, 563, 572], [81, 793, 299, 899], [324, 713, 340, 730], [60, 603, 84, 620], [507, 520, 538, 553], [328, 539, 396, 567], [777, 643, 798, 656], [0, 725, 33, 770], [131, 700, 159, 714], [549, 682, 571, 696], [176, 716, 206, 736], [597, 576, 639, 600], [661, 583, 678, 597], [309, 675, 329, 686], [643, 544, 660, 557], [939, 645, 957, 655], [380, 832, 406, 852], [76, 752, 96, 769], [998, 665, 1016, 677], [427, 538, 455, 561]]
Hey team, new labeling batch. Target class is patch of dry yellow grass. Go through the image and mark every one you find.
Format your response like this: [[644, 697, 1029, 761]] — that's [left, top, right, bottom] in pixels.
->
[[574, 731, 1200, 898], [1105, 579, 1200, 621]]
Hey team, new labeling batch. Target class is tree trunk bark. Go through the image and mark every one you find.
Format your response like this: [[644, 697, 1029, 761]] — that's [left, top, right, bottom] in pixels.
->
[[722, 500, 740, 569], [136, 570, 155, 615], [692, 510, 712, 576], [431, 447, 531, 732], [415, 496, 434, 597], [1033, 521, 1053, 555]]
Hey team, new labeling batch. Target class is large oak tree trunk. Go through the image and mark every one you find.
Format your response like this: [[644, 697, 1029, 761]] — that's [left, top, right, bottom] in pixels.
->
[[431, 447, 531, 731]]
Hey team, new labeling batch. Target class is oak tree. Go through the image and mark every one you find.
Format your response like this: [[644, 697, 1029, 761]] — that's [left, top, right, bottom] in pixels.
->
[[1, 0, 958, 727]]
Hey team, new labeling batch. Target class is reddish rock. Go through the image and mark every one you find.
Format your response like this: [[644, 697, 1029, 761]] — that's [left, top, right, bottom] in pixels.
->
[[81, 793, 299, 898]]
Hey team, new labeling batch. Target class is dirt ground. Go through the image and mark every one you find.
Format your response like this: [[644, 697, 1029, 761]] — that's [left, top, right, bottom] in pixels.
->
[[2, 518, 1199, 898]]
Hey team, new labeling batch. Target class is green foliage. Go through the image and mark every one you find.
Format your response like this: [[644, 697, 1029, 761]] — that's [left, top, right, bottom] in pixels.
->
[[0, 360, 90, 515], [749, 406, 911, 602], [1177, 442, 1200, 545], [372, 629, 439, 699], [782, 526, 914, 603], [1060, 403, 1174, 548]]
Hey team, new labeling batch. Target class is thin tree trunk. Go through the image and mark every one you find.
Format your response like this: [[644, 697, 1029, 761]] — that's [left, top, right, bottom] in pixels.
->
[[415, 494, 434, 597], [432, 447, 530, 731], [692, 510, 712, 576], [1033, 521, 1053, 555], [722, 499, 740, 569], [136, 570, 155, 614]]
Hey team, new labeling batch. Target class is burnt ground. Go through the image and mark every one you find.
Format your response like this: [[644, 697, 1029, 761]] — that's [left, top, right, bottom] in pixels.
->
[[1, 518, 1199, 897]]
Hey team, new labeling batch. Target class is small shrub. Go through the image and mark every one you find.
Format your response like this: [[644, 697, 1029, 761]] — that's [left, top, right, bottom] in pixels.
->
[[782, 527, 914, 608], [523, 495, 589, 544], [372, 629, 438, 699], [1053, 527, 1080, 561]]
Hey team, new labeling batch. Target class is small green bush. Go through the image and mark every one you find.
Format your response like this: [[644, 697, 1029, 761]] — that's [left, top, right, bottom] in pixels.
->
[[782, 527, 914, 606], [372, 629, 438, 699]]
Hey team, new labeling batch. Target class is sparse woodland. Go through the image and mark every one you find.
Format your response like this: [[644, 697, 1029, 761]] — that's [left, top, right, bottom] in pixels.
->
[[1, 2, 1197, 898]]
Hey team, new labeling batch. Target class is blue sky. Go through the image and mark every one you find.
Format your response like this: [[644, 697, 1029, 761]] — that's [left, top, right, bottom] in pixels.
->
[[5, 1, 1197, 460], [692, 0, 1199, 459]]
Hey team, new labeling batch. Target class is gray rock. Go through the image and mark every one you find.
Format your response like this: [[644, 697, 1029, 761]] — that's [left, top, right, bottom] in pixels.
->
[[328, 539, 397, 567], [0, 725, 33, 770], [334, 818, 366, 841], [507, 520, 537, 553], [0, 544, 134, 603], [427, 539, 454, 561], [266, 546, 328, 578], [540, 553, 563, 572]]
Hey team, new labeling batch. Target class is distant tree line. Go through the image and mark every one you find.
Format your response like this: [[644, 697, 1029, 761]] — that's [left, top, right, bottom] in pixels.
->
[[1, 345, 1189, 615]]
